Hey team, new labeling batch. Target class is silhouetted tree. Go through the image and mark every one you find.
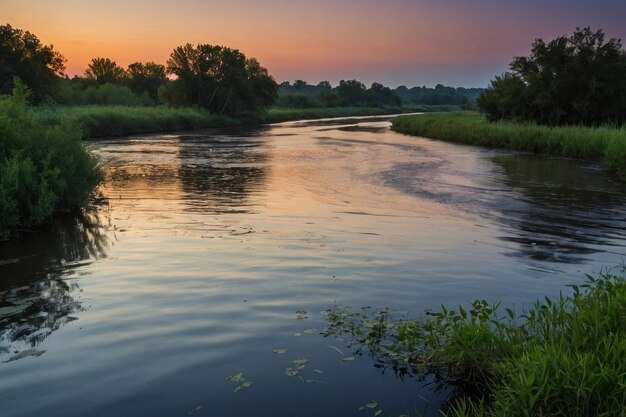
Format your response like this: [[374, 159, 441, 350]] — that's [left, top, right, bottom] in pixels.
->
[[126, 61, 166, 101], [165, 43, 277, 115], [0, 24, 66, 102], [478, 27, 626, 126], [84, 57, 126, 85], [336, 79, 367, 106]]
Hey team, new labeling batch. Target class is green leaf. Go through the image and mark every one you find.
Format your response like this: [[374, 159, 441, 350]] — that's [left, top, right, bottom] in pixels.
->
[[366, 401, 378, 409], [374, 410, 383, 416], [226, 372, 245, 383], [284, 367, 299, 377], [272, 348, 288, 354]]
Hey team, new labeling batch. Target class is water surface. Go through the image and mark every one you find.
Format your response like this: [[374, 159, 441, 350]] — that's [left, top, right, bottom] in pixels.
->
[[2, 115, 625, 416]]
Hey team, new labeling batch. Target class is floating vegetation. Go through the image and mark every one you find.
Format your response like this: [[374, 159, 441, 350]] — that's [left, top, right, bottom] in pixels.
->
[[295, 310, 309, 320], [359, 400, 383, 416], [293, 332, 302, 337], [226, 372, 253, 392], [303, 328, 316, 334], [272, 348, 288, 354], [324, 273, 626, 417]]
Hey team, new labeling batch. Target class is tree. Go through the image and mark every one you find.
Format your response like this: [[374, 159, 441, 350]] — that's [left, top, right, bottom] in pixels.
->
[[478, 27, 626, 126], [0, 24, 66, 102], [84, 58, 126, 85], [367, 82, 401, 107], [126, 61, 166, 101], [336, 79, 367, 106], [165, 43, 277, 115]]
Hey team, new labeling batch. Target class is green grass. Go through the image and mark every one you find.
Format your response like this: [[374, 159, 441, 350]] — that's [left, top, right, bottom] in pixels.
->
[[391, 112, 626, 181], [323, 272, 626, 417], [32, 104, 458, 140], [34, 105, 240, 139], [264, 105, 458, 123]]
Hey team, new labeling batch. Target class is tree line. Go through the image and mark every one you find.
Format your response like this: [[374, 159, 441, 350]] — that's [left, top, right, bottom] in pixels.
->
[[1, 24, 277, 116], [279, 79, 484, 108], [478, 27, 626, 126]]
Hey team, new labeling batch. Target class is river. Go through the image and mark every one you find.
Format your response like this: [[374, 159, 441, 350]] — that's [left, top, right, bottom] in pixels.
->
[[1, 114, 625, 416]]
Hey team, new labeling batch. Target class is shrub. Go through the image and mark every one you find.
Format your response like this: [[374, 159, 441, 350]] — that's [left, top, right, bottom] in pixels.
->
[[0, 80, 101, 239]]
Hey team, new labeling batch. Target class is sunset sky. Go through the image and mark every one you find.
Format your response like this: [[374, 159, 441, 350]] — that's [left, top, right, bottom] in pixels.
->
[[3, 0, 626, 87]]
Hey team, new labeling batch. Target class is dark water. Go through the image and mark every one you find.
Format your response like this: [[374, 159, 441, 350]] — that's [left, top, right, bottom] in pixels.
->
[[1, 115, 625, 417]]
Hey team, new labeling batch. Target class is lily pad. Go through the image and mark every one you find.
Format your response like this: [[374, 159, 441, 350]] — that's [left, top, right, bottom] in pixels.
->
[[374, 410, 382, 416], [226, 372, 245, 383], [272, 348, 288, 354], [303, 328, 315, 334], [284, 367, 299, 377], [234, 381, 253, 392], [366, 401, 378, 409]]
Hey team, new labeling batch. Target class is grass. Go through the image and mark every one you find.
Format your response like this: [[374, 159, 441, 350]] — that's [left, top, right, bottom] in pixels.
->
[[323, 271, 626, 417], [264, 105, 458, 123], [34, 105, 240, 139], [391, 112, 626, 181], [32, 104, 459, 140]]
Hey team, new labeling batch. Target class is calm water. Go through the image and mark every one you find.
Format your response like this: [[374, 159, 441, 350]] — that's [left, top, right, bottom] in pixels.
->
[[2, 115, 626, 416]]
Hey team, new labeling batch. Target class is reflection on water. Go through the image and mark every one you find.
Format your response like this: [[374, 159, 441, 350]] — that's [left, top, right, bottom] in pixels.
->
[[0, 211, 109, 361], [492, 155, 626, 264], [177, 133, 268, 213], [1, 115, 625, 417]]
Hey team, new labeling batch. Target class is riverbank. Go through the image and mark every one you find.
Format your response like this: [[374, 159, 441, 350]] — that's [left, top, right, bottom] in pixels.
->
[[391, 112, 626, 181], [324, 272, 626, 417], [263, 104, 457, 123], [34, 104, 458, 140], [0, 84, 101, 240]]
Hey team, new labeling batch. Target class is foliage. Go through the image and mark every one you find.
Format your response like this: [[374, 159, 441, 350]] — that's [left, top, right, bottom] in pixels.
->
[[53, 78, 155, 106], [477, 27, 626, 126], [125, 61, 166, 101], [264, 105, 457, 123], [391, 112, 626, 181], [395, 84, 483, 106], [323, 273, 626, 417], [0, 24, 66, 103], [34, 105, 239, 139], [278, 80, 476, 108], [164, 43, 277, 116], [84, 57, 126, 85], [0, 80, 101, 239]]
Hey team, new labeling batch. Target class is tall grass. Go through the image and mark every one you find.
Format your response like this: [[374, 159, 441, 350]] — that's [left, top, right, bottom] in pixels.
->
[[323, 272, 626, 417], [34, 105, 239, 139], [0, 82, 101, 239], [391, 112, 626, 181], [264, 105, 458, 123]]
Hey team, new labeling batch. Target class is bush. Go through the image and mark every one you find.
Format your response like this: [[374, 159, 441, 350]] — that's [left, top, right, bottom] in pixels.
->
[[324, 272, 626, 417], [0, 80, 101, 239]]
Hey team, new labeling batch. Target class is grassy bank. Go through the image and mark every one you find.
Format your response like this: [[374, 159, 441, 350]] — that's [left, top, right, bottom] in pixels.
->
[[391, 112, 626, 181], [33, 105, 459, 140], [0, 83, 101, 240], [264, 105, 458, 123], [324, 272, 626, 417], [34, 105, 240, 139]]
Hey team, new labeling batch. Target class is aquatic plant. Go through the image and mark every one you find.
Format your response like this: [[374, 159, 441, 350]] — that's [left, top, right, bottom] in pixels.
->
[[323, 272, 626, 416], [0, 81, 101, 239]]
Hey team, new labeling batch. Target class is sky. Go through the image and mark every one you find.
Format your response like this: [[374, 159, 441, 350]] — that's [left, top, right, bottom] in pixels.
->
[[3, 0, 626, 88]]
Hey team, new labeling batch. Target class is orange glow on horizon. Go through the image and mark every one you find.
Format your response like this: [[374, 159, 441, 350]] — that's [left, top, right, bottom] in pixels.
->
[[3, 0, 625, 87]]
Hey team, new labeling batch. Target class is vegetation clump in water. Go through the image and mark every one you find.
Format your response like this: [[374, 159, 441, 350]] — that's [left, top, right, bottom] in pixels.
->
[[0, 81, 101, 239], [323, 272, 626, 417]]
